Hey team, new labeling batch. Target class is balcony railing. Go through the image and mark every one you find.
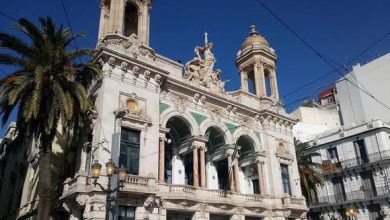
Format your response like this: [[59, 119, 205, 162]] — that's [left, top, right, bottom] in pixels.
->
[[341, 150, 390, 169], [320, 150, 390, 174], [168, 184, 196, 194], [309, 186, 390, 207], [125, 174, 152, 186], [121, 174, 155, 194]]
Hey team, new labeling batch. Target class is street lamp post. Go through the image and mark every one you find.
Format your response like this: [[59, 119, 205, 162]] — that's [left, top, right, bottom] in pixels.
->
[[345, 207, 358, 220], [91, 159, 127, 220]]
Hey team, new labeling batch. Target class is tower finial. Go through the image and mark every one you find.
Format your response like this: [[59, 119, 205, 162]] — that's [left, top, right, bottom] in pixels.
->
[[249, 25, 259, 35], [204, 32, 208, 45]]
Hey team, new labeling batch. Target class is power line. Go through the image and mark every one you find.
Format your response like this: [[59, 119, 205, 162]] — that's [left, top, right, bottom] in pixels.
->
[[0, 11, 18, 22], [0, 67, 7, 76], [255, 0, 390, 112], [281, 68, 339, 99], [59, 0, 83, 64]]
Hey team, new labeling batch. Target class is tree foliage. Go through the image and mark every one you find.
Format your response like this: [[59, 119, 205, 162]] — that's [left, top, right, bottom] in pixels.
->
[[0, 17, 100, 219], [294, 137, 324, 202]]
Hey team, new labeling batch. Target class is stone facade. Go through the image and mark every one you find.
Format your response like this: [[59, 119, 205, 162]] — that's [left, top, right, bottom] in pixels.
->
[[306, 120, 390, 220], [61, 0, 307, 219]]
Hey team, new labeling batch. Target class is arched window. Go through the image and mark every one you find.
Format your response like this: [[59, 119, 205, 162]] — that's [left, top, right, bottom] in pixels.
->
[[165, 116, 192, 185], [247, 71, 256, 95], [236, 136, 255, 158], [205, 127, 228, 190], [124, 3, 138, 37], [264, 69, 272, 97]]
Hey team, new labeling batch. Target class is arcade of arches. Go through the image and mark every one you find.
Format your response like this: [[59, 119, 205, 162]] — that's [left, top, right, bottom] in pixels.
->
[[158, 116, 266, 195]]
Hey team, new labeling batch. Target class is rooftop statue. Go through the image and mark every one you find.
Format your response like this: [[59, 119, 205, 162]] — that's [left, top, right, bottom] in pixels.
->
[[184, 33, 226, 92]]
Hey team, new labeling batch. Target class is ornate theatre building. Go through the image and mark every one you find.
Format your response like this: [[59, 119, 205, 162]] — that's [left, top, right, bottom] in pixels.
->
[[61, 0, 308, 219]]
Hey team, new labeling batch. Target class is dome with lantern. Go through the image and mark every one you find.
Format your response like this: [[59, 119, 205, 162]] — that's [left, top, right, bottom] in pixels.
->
[[240, 25, 269, 50]]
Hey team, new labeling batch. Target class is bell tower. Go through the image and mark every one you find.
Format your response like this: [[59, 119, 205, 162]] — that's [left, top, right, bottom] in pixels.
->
[[236, 25, 279, 100], [98, 0, 152, 45]]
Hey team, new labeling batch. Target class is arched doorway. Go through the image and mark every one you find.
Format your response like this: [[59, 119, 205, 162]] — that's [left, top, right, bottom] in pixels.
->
[[205, 127, 228, 190], [165, 116, 192, 185], [236, 135, 258, 194]]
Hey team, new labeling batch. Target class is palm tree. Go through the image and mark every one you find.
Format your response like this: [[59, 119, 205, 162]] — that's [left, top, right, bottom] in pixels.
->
[[294, 138, 324, 203], [0, 17, 100, 219]]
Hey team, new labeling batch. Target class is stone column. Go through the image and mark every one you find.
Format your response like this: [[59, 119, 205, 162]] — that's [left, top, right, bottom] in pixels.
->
[[200, 146, 206, 188], [256, 160, 266, 195], [270, 68, 279, 99], [258, 63, 266, 97], [98, 2, 107, 39], [193, 145, 199, 187], [109, 0, 125, 34], [227, 152, 234, 192], [254, 62, 261, 97], [158, 137, 165, 183], [233, 159, 240, 193], [240, 69, 248, 93], [138, 4, 149, 44]]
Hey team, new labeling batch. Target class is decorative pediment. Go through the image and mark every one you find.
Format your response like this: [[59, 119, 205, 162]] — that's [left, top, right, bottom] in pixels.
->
[[118, 91, 152, 125]]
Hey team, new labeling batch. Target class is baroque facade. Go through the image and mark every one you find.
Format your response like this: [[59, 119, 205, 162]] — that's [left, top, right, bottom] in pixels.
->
[[61, 0, 307, 219]]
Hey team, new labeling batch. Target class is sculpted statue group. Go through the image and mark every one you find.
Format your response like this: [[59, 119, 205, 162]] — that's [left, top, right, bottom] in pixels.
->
[[184, 35, 227, 93]]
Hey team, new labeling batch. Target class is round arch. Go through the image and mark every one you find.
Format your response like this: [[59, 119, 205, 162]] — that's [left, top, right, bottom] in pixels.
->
[[200, 120, 233, 145], [235, 135, 256, 158], [204, 126, 226, 154], [233, 129, 261, 153], [160, 110, 199, 136]]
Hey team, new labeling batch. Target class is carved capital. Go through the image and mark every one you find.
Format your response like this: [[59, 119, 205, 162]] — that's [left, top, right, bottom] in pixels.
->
[[144, 70, 151, 80], [193, 93, 200, 102], [200, 95, 206, 104], [108, 56, 116, 66], [154, 74, 162, 85], [132, 65, 140, 77], [120, 61, 128, 70]]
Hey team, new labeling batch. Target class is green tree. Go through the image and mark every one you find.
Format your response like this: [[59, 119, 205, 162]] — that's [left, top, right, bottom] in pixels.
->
[[0, 17, 100, 219], [294, 137, 324, 203]]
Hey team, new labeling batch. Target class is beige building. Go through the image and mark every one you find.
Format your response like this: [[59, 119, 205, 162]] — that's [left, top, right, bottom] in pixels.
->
[[0, 123, 29, 220], [57, 0, 308, 219]]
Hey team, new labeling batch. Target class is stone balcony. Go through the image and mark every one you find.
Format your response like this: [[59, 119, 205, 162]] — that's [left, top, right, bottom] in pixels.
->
[[62, 174, 307, 212], [157, 184, 269, 208]]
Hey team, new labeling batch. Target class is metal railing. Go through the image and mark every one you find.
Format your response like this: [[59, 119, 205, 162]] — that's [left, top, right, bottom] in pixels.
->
[[341, 150, 390, 169], [321, 150, 390, 174], [309, 186, 390, 207]]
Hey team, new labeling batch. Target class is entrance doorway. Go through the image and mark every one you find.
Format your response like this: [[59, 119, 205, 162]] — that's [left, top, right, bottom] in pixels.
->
[[166, 211, 194, 220]]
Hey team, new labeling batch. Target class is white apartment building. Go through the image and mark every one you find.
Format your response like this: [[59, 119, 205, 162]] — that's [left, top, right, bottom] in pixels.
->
[[292, 102, 341, 142], [336, 53, 390, 127], [306, 120, 390, 220], [57, 0, 307, 220]]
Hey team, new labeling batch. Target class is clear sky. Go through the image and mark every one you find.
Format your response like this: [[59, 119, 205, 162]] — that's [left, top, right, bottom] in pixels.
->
[[1, 0, 390, 135]]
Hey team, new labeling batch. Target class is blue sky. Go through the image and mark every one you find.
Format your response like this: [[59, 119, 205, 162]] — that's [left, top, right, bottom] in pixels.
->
[[1, 0, 390, 135]]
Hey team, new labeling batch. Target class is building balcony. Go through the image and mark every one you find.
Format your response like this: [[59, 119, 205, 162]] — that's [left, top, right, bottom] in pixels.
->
[[62, 174, 307, 212], [121, 174, 156, 195], [157, 184, 267, 208], [309, 186, 390, 208], [320, 150, 390, 175], [341, 150, 390, 169]]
